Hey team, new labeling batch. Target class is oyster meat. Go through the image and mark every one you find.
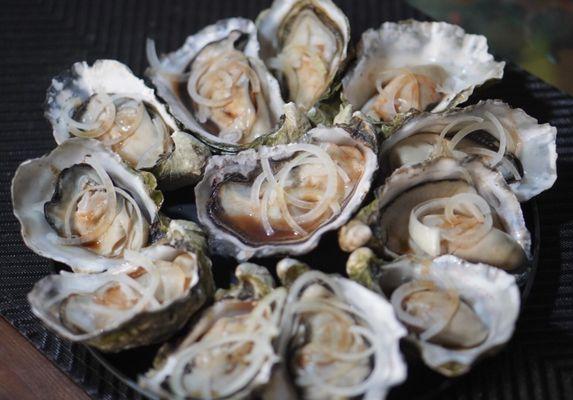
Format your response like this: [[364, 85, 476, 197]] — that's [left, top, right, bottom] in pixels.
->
[[195, 122, 378, 260], [339, 157, 531, 271], [265, 260, 406, 400], [257, 0, 350, 110], [380, 100, 557, 201], [147, 18, 285, 151], [46, 59, 209, 189], [27, 220, 214, 352], [342, 21, 505, 122], [347, 253, 520, 376], [140, 263, 286, 399], [12, 139, 162, 273]]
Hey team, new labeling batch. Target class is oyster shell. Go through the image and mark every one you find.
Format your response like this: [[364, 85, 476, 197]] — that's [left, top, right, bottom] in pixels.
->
[[380, 100, 557, 201], [140, 263, 286, 399], [27, 220, 214, 352], [12, 138, 162, 273], [342, 21, 505, 122], [45, 59, 210, 190], [265, 261, 406, 400], [346, 253, 520, 377], [146, 18, 285, 152], [195, 121, 378, 260], [257, 0, 350, 110], [339, 157, 531, 271]]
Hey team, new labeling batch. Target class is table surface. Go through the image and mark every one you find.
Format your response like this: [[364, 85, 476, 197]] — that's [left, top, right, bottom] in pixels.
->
[[0, 317, 90, 400], [1, 1, 573, 400]]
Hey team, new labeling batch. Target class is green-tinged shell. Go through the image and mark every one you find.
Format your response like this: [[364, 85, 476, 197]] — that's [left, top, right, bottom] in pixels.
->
[[345, 247, 384, 292], [248, 102, 312, 149], [27, 219, 214, 352], [216, 262, 276, 301], [276, 257, 310, 288], [152, 131, 211, 190]]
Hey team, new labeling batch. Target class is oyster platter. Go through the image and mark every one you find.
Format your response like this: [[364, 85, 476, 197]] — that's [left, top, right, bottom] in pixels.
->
[[10, 0, 557, 398]]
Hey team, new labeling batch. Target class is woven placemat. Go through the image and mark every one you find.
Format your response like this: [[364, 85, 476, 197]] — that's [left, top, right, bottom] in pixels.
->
[[1, 1, 571, 399]]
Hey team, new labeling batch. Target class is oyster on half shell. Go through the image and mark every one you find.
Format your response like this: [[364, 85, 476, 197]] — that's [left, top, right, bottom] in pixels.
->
[[346, 253, 520, 377], [147, 18, 285, 152], [339, 157, 531, 271], [27, 220, 214, 352], [45, 59, 210, 190], [264, 260, 406, 400], [342, 21, 505, 123], [380, 100, 557, 201], [257, 0, 350, 110], [12, 139, 162, 273], [140, 263, 286, 399], [195, 121, 378, 260]]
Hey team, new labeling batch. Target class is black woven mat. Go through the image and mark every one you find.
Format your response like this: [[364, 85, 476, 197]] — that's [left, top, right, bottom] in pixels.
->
[[1, 1, 572, 399]]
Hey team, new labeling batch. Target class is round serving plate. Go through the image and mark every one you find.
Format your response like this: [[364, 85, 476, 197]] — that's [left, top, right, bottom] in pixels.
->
[[80, 186, 540, 400]]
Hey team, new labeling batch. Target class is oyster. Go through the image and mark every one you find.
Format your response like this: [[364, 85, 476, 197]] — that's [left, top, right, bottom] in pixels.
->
[[380, 100, 557, 201], [140, 263, 286, 399], [257, 0, 350, 110], [346, 253, 520, 376], [27, 220, 214, 352], [342, 21, 505, 122], [265, 260, 406, 400], [147, 18, 285, 151], [12, 139, 162, 273], [339, 157, 531, 271], [45, 59, 210, 189], [195, 121, 378, 260]]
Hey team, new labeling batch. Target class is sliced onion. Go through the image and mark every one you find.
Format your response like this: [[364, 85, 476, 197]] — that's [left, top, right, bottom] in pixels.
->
[[146, 39, 190, 82], [63, 94, 116, 139], [59, 158, 118, 246], [464, 147, 521, 181]]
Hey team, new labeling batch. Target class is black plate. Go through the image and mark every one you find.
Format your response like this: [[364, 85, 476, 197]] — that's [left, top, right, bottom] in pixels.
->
[[84, 190, 540, 400]]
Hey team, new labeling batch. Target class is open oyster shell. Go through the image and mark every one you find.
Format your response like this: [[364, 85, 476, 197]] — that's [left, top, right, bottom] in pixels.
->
[[339, 157, 531, 271], [27, 220, 214, 352], [195, 121, 378, 260], [12, 138, 162, 273], [342, 20, 505, 123], [346, 253, 520, 377], [140, 263, 286, 399], [380, 100, 558, 201], [264, 260, 406, 400], [257, 0, 350, 111], [45, 59, 210, 190], [146, 18, 285, 152]]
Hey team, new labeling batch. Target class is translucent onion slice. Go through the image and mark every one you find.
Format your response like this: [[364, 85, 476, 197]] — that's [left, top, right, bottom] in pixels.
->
[[166, 288, 286, 398], [408, 193, 493, 257], [63, 93, 116, 139], [443, 112, 509, 168], [251, 143, 347, 237], [102, 96, 146, 146], [146, 39, 190, 82], [390, 280, 460, 342], [114, 187, 147, 251], [59, 159, 118, 246], [284, 273, 381, 398]]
